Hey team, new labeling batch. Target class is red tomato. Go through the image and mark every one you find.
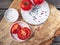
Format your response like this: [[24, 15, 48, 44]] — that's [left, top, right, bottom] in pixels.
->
[[20, 0, 33, 11], [11, 23, 21, 34], [18, 27, 31, 40], [33, 0, 44, 5]]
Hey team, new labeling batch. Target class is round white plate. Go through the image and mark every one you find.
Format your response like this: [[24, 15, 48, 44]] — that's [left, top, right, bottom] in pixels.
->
[[21, 1, 50, 25], [4, 8, 19, 22], [10, 21, 32, 42]]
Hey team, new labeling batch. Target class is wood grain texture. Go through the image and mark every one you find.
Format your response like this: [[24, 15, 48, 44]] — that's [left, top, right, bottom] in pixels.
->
[[41, 28, 60, 45], [0, 0, 60, 45]]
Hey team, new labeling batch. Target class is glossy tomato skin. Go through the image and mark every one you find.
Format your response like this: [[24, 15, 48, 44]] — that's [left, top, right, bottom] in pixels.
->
[[20, 0, 33, 11], [33, 0, 44, 5], [18, 27, 31, 40], [11, 23, 21, 34]]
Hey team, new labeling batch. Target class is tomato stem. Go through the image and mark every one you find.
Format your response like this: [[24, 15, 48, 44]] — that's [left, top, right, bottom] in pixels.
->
[[24, 2, 29, 6]]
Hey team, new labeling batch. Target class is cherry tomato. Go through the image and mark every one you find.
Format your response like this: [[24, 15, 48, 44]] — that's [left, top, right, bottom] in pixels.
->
[[11, 23, 21, 34], [18, 27, 31, 40], [33, 0, 44, 5], [20, 0, 33, 11]]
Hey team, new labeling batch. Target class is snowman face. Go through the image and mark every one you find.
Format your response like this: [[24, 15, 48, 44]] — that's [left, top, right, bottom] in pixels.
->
[[21, 1, 50, 25]]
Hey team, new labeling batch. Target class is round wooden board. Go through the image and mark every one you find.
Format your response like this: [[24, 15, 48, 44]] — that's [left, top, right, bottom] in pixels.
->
[[0, 0, 60, 45]]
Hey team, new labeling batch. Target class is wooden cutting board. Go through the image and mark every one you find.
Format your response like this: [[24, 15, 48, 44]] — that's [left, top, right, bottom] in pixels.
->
[[0, 0, 60, 45]]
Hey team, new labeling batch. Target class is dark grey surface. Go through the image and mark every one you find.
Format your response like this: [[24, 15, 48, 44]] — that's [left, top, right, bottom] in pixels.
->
[[0, 10, 5, 21], [53, 36, 60, 42], [0, 0, 12, 21], [0, 0, 12, 8], [51, 43, 60, 45], [51, 36, 60, 45], [46, 0, 60, 8]]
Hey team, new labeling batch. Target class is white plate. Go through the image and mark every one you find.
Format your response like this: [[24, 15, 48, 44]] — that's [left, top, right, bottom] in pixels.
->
[[9, 21, 32, 42], [4, 8, 19, 22], [21, 1, 50, 25]]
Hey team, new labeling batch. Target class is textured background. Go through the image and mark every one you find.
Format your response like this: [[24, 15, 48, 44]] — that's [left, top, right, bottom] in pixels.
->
[[0, 0, 12, 21], [0, 0, 60, 45], [46, 0, 60, 8], [0, 0, 12, 8]]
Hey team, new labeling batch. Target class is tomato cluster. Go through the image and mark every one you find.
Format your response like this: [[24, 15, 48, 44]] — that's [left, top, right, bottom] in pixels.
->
[[11, 23, 31, 40], [20, 0, 44, 11]]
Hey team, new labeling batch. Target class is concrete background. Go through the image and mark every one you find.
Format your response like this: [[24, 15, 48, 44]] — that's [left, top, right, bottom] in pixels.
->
[[0, 0, 12, 8], [46, 0, 60, 8], [0, 0, 12, 21]]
